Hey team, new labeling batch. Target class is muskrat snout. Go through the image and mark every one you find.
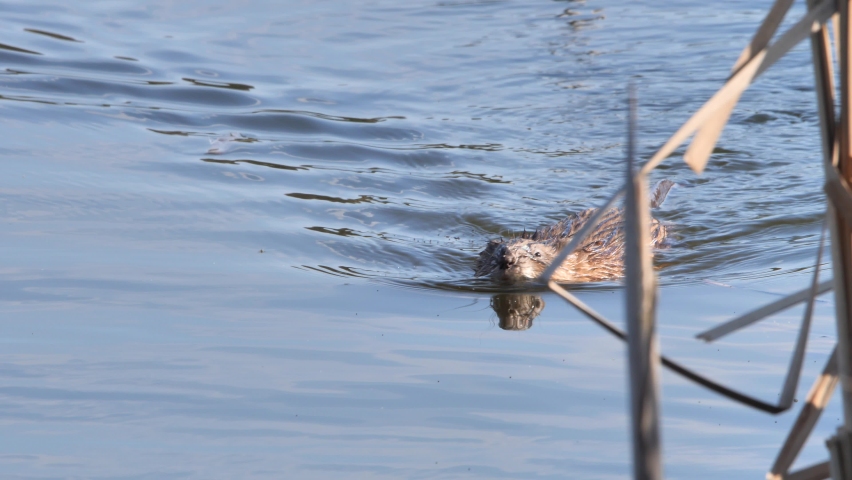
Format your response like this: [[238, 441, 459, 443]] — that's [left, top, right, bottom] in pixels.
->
[[501, 251, 518, 269]]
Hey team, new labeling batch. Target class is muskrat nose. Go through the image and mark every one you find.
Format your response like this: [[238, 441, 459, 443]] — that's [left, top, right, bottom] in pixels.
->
[[501, 252, 517, 269]]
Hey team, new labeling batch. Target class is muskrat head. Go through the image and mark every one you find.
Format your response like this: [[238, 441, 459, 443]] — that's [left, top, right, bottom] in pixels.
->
[[479, 239, 556, 282]]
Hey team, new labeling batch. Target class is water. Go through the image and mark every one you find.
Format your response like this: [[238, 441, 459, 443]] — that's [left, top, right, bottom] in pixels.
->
[[0, 0, 841, 478]]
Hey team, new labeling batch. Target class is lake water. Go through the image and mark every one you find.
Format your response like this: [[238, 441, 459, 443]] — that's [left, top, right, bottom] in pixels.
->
[[0, 0, 843, 478]]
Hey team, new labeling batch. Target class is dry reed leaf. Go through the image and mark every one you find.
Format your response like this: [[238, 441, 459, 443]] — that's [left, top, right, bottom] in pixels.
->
[[685, 0, 795, 174], [548, 281, 791, 413], [695, 279, 832, 342], [768, 349, 837, 479], [640, 0, 834, 176]]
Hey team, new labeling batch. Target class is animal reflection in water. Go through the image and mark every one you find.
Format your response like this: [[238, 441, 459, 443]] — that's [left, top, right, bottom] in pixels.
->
[[475, 180, 674, 283], [490, 294, 545, 331]]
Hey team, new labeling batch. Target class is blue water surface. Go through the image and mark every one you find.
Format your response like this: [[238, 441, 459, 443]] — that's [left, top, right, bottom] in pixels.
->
[[0, 0, 842, 478]]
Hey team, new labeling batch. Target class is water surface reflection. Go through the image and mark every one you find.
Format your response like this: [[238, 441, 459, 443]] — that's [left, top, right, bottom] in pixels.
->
[[490, 293, 546, 330]]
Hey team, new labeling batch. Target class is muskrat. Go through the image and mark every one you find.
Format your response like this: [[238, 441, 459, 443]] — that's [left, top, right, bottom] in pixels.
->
[[474, 180, 675, 283]]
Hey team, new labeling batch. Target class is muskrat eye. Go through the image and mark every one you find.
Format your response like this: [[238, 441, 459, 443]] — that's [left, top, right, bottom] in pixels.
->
[[534, 252, 542, 257]]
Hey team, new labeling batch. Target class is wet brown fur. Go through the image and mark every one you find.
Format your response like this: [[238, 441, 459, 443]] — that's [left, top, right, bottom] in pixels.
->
[[474, 180, 673, 283]]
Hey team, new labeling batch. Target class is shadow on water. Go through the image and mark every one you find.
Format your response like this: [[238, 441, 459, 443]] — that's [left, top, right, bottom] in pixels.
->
[[201, 158, 309, 172], [24, 28, 83, 43], [0, 43, 41, 55], [182, 77, 254, 91]]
